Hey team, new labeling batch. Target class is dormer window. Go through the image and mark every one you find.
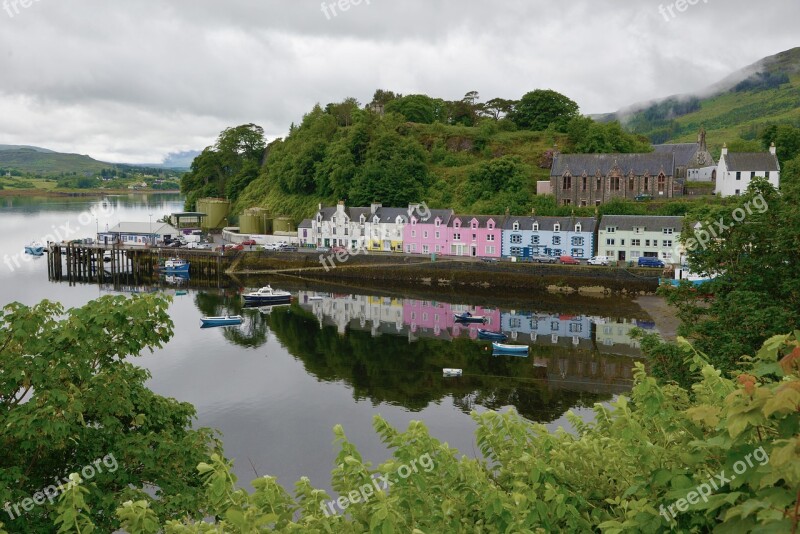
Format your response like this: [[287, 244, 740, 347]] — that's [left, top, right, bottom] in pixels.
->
[[332, 217, 337, 224], [553, 223, 561, 233], [435, 219, 441, 227], [532, 223, 539, 232], [454, 220, 461, 229], [488, 221, 495, 230], [471, 221, 478, 229], [411, 218, 416, 225], [575, 224, 581, 233], [513, 222, 520, 231]]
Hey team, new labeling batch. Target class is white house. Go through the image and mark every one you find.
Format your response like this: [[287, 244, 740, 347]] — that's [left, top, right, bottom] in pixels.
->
[[597, 215, 684, 264], [311, 202, 371, 249], [715, 143, 780, 197]]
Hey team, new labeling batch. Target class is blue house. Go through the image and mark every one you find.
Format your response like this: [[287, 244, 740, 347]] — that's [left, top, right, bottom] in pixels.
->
[[501, 216, 596, 259]]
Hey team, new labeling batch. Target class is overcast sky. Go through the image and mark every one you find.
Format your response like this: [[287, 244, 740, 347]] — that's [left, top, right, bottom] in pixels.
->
[[0, 0, 797, 163]]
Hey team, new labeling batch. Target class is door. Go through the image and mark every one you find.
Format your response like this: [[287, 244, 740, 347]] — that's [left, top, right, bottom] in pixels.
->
[[471, 246, 477, 257], [618, 251, 626, 261]]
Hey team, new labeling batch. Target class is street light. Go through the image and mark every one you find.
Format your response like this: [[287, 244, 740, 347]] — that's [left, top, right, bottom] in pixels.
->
[[149, 213, 153, 246]]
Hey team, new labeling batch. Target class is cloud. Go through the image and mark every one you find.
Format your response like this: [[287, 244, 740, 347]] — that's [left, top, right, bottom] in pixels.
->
[[0, 0, 797, 162]]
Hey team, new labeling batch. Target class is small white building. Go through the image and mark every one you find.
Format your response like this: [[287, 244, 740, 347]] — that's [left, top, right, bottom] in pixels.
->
[[715, 143, 780, 197], [98, 222, 180, 246]]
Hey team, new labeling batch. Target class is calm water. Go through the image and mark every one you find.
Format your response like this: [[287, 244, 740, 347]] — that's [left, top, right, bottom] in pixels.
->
[[0, 194, 656, 491]]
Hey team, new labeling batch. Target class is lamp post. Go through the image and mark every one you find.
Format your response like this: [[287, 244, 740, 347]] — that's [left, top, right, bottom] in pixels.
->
[[149, 214, 153, 246]]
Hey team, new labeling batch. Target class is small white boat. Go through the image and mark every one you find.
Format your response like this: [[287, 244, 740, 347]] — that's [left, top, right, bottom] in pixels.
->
[[307, 296, 324, 301], [25, 242, 44, 256], [443, 368, 463, 377], [243, 285, 292, 305]]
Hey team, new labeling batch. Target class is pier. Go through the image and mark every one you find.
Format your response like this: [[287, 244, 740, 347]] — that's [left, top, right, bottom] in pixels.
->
[[46, 242, 232, 288]]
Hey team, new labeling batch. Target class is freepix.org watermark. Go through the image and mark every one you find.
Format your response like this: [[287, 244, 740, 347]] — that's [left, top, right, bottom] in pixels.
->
[[320, 452, 435, 516], [684, 192, 768, 253], [3, 454, 118, 521], [3, 201, 115, 273], [3, 0, 43, 19], [658, 0, 709, 22], [658, 447, 770, 523], [320, 0, 371, 20]]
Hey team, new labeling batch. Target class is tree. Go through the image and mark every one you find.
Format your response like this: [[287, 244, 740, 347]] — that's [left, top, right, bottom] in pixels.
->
[[481, 98, 517, 121], [384, 94, 439, 124], [760, 124, 800, 162], [566, 117, 653, 154], [0, 295, 219, 533], [511, 89, 579, 131]]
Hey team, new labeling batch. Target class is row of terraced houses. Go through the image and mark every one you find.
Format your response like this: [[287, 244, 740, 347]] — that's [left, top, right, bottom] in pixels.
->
[[298, 202, 686, 264]]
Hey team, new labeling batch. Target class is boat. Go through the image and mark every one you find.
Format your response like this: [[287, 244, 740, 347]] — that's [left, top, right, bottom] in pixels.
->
[[24, 242, 44, 256], [478, 329, 507, 341], [243, 285, 292, 305], [454, 312, 486, 323], [162, 258, 190, 274], [660, 265, 716, 288], [443, 368, 463, 377], [492, 342, 529, 355], [175, 290, 188, 296], [103, 251, 112, 263], [200, 315, 243, 328], [307, 295, 324, 301]]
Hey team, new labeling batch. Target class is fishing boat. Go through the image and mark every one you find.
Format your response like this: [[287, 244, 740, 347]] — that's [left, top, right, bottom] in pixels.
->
[[200, 315, 243, 328], [492, 342, 529, 355], [443, 368, 463, 377], [478, 329, 507, 341], [24, 242, 44, 256], [242, 285, 292, 305], [162, 258, 190, 274], [454, 312, 486, 323]]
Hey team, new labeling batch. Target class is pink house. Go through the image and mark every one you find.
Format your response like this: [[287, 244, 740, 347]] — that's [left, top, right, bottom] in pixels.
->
[[447, 215, 504, 258], [403, 207, 453, 255]]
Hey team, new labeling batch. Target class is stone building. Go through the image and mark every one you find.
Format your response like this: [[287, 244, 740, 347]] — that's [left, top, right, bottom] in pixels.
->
[[653, 128, 716, 182]]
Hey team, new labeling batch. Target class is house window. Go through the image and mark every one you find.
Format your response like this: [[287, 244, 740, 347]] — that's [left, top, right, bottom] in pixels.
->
[[563, 176, 572, 190], [645, 239, 651, 246], [513, 222, 520, 231], [554, 223, 561, 232], [472, 234, 477, 241], [629, 177, 635, 190], [532, 223, 539, 231], [658, 175, 666, 192], [435, 220, 441, 227], [612, 177, 620, 191], [511, 234, 522, 244], [735, 189, 741, 195], [620, 239, 625, 246], [663, 228, 674, 235], [487, 234, 495, 242], [575, 224, 581, 233], [563, 199, 571, 206], [411, 231, 416, 238], [485, 246, 495, 255], [766, 172, 770, 179], [571, 248, 584, 258], [631, 239, 641, 247], [606, 227, 616, 233], [572, 237, 584, 246], [663, 240, 673, 247], [510, 247, 522, 256], [423, 231, 428, 239], [736, 172, 741, 181], [553, 236, 561, 245], [435, 232, 440, 239], [453, 233, 461, 241], [582, 177, 587, 191], [471, 221, 478, 229], [606, 239, 615, 246], [751, 172, 756, 179], [644, 177, 649, 190], [435, 245, 441, 253], [596, 177, 602, 190], [423, 245, 429, 254], [531, 236, 540, 245]]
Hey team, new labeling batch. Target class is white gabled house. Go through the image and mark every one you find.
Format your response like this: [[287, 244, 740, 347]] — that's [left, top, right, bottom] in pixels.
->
[[715, 143, 780, 197]]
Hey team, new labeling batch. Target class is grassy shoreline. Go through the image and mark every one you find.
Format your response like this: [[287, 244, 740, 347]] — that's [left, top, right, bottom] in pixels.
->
[[0, 188, 182, 197]]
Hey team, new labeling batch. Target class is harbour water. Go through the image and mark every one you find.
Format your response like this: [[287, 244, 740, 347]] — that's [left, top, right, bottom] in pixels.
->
[[0, 193, 659, 491]]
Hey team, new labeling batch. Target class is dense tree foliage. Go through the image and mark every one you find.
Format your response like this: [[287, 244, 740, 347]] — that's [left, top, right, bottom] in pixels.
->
[[180, 124, 266, 208], [760, 124, 800, 162], [566, 117, 653, 154], [15, 332, 799, 533], [511, 89, 580, 131], [0, 296, 219, 533], [663, 179, 800, 373]]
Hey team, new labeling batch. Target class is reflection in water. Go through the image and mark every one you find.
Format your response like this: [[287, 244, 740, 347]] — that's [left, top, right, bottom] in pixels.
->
[[195, 289, 656, 424]]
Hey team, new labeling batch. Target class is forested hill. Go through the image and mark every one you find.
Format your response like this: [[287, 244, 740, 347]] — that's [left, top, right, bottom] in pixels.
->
[[602, 47, 800, 147], [180, 90, 652, 221]]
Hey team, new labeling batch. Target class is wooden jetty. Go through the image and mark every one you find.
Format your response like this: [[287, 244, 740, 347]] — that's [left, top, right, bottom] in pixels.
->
[[46, 242, 232, 288]]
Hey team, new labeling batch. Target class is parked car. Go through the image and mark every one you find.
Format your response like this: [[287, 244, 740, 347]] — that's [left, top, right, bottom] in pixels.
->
[[481, 257, 498, 263], [531, 254, 557, 264], [280, 245, 298, 252], [241, 239, 257, 246], [637, 257, 665, 268], [559, 255, 581, 265], [331, 246, 347, 254], [635, 194, 653, 202], [587, 256, 610, 266]]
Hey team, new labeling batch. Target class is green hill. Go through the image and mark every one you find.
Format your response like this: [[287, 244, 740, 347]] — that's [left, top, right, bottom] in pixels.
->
[[0, 147, 110, 176], [609, 47, 800, 150]]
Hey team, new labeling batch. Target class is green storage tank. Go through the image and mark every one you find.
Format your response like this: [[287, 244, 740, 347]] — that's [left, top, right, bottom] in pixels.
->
[[240, 207, 271, 235], [198, 198, 231, 230], [273, 217, 296, 234]]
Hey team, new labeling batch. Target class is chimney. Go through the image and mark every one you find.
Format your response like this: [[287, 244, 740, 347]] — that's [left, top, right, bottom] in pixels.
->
[[370, 202, 382, 215], [721, 143, 728, 156], [318, 203, 322, 211], [770, 142, 777, 156]]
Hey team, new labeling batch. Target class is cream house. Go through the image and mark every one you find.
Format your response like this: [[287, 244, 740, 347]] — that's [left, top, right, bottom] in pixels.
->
[[597, 215, 684, 264]]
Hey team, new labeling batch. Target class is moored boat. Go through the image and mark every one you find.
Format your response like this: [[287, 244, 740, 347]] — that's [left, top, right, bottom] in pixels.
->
[[24, 242, 44, 256], [454, 312, 486, 323], [478, 329, 507, 341], [661, 265, 716, 287], [443, 368, 463, 377], [243, 285, 292, 305], [200, 315, 243, 328], [162, 258, 190, 273], [492, 342, 529, 355]]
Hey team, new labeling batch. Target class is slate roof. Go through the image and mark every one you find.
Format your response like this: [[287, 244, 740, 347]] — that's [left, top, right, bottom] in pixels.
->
[[349, 207, 373, 221], [411, 209, 454, 225], [722, 152, 780, 172], [315, 207, 339, 222], [652, 143, 714, 168], [448, 215, 505, 229], [503, 216, 596, 233], [104, 222, 180, 235], [550, 153, 675, 177], [298, 219, 312, 229], [373, 207, 411, 223], [599, 215, 684, 232]]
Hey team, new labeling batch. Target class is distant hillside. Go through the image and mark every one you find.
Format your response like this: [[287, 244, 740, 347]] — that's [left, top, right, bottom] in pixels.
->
[[0, 144, 55, 153], [0, 147, 109, 175], [603, 47, 800, 148]]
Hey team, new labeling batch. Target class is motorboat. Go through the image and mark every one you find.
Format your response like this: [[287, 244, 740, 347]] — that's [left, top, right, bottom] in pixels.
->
[[443, 368, 463, 377], [661, 265, 716, 287], [200, 315, 243, 328], [243, 285, 292, 305], [492, 343, 529, 355], [24, 242, 44, 256], [162, 258, 190, 274], [454, 312, 486, 323], [478, 329, 507, 341]]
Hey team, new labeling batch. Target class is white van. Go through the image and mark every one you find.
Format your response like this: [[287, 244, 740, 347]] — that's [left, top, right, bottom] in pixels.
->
[[588, 256, 611, 266]]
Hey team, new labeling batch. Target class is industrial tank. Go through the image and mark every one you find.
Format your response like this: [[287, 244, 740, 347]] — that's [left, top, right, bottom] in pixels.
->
[[197, 198, 231, 230], [239, 207, 271, 235]]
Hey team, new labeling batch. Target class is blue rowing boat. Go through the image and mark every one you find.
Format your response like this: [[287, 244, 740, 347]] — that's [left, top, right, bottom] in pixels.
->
[[200, 315, 243, 328], [478, 329, 507, 341], [492, 342, 529, 355]]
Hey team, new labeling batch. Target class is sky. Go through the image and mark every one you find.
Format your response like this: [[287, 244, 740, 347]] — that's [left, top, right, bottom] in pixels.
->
[[0, 0, 797, 163]]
